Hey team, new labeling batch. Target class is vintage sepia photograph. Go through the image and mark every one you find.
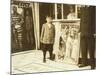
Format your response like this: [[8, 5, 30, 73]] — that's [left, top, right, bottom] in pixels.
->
[[11, 0, 96, 74]]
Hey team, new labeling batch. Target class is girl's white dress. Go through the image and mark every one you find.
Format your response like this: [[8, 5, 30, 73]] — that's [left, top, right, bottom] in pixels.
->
[[65, 34, 80, 65]]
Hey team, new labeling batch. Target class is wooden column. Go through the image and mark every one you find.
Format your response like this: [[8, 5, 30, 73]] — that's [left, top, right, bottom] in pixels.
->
[[55, 3, 57, 19], [61, 4, 64, 19], [31, 2, 40, 50], [35, 3, 40, 49], [75, 5, 78, 18]]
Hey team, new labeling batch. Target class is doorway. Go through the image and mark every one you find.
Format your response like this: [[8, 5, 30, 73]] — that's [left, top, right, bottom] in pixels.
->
[[39, 3, 54, 49]]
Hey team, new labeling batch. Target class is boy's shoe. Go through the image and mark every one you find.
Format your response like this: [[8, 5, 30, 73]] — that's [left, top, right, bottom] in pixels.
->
[[43, 59, 46, 63]]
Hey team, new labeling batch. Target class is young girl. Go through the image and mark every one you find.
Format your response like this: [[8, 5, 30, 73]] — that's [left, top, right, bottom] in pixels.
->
[[65, 27, 80, 65]]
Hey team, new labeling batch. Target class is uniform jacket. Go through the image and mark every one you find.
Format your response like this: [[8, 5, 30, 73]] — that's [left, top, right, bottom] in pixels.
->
[[40, 23, 55, 44]]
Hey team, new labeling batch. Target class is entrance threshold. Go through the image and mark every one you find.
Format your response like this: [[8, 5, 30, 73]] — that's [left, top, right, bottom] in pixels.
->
[[12, 50, 38, 56]]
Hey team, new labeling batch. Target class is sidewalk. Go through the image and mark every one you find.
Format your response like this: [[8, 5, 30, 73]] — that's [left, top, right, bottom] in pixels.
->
[[12, 50, 91, 74]]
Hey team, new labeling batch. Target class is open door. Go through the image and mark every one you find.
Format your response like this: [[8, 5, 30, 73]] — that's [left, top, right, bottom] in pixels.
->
[[39, 3, 54, 49]]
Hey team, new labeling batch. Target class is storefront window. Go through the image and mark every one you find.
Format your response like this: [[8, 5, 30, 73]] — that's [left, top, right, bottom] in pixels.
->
[[63, 4, 75, 19], [77, 5, 81, 18], [52, 3, 80, 20], [57, 4, 62, 19], [50, 4, 55, 19]]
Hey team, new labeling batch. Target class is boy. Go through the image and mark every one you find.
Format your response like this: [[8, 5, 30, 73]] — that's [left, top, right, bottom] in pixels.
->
[[40, 16, 55, 63]]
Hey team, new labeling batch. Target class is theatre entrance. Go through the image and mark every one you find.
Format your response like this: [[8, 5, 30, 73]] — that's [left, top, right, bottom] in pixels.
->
[[39, 3, 54, 49]]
